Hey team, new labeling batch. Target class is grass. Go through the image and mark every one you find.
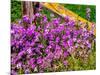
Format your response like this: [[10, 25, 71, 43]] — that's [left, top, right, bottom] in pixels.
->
[[63, 3, 96, 22], [11, 0, 22, 22]]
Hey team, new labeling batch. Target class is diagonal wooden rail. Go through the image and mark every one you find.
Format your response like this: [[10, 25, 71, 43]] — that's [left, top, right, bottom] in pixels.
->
[[41, 3, 96, 35]]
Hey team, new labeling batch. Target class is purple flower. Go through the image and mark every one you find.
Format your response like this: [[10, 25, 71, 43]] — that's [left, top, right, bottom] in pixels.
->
[[26, 25, 36, 35], [56, 37, 60, 43], [47, 45, 52, 49], [66, 30, 70, 36], [35, 13, 41, 17], [73, 38, 77, 42], [22, 15, 30, 23], [65, 16, 70, 22], [11, 70, 17, 75], [35, 48, 42, 55], [67, 39, 73, 46], [28, 58, 35, 65], [31, 64, 36, 69], [45, 49, 50, 54], [43, 15, 47, 22], [16, 62, 22, 69], [25, 69, 30, 74], [18, 50, 25, 57], [63, 60, 68, 66], [11, 30, 15, 34], [86, 40, 91, 48], [38, 44, 44, 48], [37, 57, 43, 64], [11, 11, 95, 73], [54, 49, 62, 59], [63, 51, 69, 58], [77, 39, 81, 43], [46, 52, 54, 59], [62, 35, 67, 40], [53, 18, 59, 25], [27, 47, 32, 54], [61, 41, 68, 48], [55, 45, 61, 50], [69, 20, 75, 27]]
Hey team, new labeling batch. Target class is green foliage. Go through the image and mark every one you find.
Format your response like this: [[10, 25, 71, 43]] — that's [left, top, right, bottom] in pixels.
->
[[11, 1, 96, 23], [11, 0, 22, 22], [63, 4, 96, 22]]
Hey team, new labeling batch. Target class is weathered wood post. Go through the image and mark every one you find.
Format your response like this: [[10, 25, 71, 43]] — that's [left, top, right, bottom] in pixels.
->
[[21, 1, 34, 24]]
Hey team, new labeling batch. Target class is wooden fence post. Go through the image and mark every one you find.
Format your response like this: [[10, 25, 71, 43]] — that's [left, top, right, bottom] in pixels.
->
[[21, 1, 34, 24]]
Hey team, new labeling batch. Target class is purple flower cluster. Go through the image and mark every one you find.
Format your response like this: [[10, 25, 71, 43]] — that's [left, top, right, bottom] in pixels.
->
[[11, 13, 95, 74]]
